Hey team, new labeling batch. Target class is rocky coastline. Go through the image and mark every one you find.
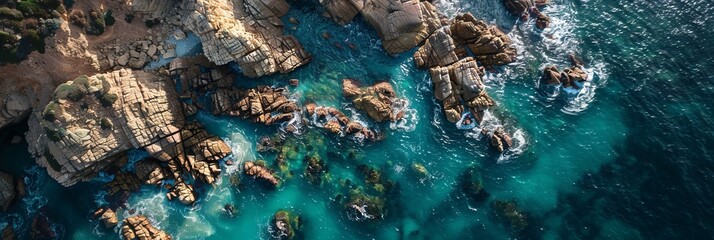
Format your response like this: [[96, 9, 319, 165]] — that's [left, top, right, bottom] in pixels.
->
[[0, 0, 567, 238]]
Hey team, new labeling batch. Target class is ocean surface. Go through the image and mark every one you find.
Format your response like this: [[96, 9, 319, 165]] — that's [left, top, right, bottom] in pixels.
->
[[1, 0, 714, 239]]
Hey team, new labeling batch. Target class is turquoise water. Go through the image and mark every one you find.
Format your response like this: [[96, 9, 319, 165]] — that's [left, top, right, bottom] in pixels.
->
[[2, 0, 714, 239]]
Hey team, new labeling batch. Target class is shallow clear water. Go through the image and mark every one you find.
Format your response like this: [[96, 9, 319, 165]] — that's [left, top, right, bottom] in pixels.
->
[[2, 0, 714, 239]]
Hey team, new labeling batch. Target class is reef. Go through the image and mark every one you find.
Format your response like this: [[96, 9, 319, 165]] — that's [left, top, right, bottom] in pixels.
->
[[270, 210, 302, 240], [342, 79, 404, 123]]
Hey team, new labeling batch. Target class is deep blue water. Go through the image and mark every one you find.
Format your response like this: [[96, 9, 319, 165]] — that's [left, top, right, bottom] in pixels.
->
[[1, 0, 714, 239]]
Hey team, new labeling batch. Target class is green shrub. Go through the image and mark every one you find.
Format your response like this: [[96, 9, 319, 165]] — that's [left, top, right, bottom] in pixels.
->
[[72, 75, 89, 87], [104, 9, 115, 26], [68, 9, 86, 28], [144, 18, 158, 28], [100, 117, 112, 130], [16, 1, 48, 18], [86, 8, 105, 35], [44, 127, 61, 142], [99, 92, 118, 107], [42, 102, 58, 121], [0, 30, 16, 45], [55, 82, 87, 101], [0, 7, 23, 20], [21, 29, 44, 52], [44, 148, 62, 171]]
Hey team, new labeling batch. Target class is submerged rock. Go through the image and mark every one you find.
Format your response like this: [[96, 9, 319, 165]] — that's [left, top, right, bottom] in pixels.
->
[[459, 167, 488, 202], [343, 188, 386, 222], [120, 215, 171, 240], [411, 163, 428, 177], [270, 210, 302, 240], [31, 213, 57, 240], [304, 155, 328, 186], [485, 128, 513, 153], [491, 199, 529, 236], [244, 161, 280, 187]]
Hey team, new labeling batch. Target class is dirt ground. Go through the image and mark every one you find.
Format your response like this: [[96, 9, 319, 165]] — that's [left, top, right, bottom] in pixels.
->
[[0, 0, 155, 107]]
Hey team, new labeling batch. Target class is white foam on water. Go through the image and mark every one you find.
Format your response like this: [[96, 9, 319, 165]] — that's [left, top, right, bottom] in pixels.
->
[[122, 190, 172, 227], [175, 211, 216, 239], [389, 98, 418, 132], [22, 166, 48, 216], [223, 132, 253, 173]]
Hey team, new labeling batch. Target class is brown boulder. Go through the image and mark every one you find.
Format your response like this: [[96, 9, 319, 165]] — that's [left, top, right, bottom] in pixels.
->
[[120, 215, 172, 240], [166, 182, 196, 205], [342, 79, 401, 122], [244, 161, 280, 187], [93, 207, 119, 228], [450, 13, 517, 66]]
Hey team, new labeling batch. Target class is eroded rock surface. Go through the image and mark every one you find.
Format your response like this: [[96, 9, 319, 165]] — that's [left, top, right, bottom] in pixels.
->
[[304, 103, 379, 141], [342, 79, 403, 123], [211, 86, 299, 125], [183, 0, 311, 77], [121, 215, 172, 240], [244, 161, 280, 187], [429, 58, 493, 122], [26, 69, 232, 187], [320, 0, 446, 54]]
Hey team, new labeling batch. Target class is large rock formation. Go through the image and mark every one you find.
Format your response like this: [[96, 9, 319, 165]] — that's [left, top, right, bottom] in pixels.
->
[[183, 0, 311, 77], [320, 0, 445, 54], [26, 69, 232, 187], [210, 86, 299, 125], [342, 79, 403, 123], [93, 207, 119, 228], [450, 13, 517, 66], [121, 215, 172, 240], [0, 172, 15, 211], [429, 58, 494, 122]]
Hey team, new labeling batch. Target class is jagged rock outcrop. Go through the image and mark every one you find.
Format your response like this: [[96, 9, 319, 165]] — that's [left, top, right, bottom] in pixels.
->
[[342, 79, 403, 122], [134, 159, 170, 185], [487, 128, 513, 153], [414, 27, 463, 69], [243, 161, 280, 187], [31, 213, 57, 239], [26, 69, 232, 187], [106, 171, 142, 198], [429, 58, 494, 122], [210, 86, 299, 125], [121, 215, 172, 240], [93, 207, 119, 228], [0, 172, 15, 211], [540, 65, 588, 88], [166, 182, 196, 205], [450, 13, 517, 66], [304, 103, 379, 141], [320, 0, 445, 54], [183, 0, 311, 77], [169, 56, 234, 93], [99, 37, 176, 70]]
